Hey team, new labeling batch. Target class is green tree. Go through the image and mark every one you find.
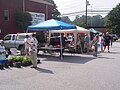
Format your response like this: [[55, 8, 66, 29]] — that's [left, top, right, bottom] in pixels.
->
[[72, 15, 107, 27], [90, 15, 103, 26], [14, 12, 32, 32], [73, 15, 85, 27], [61, 16, 71, 23], [45, 0, 61, 20], [107, 3, 120, 35]]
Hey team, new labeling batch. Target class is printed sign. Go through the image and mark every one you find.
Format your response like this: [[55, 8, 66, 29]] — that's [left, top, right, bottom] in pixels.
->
[[28, 11, 45, 24]]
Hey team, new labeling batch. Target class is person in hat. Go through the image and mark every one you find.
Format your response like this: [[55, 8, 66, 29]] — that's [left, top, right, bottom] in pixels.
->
[[29, 34, 38, 68]]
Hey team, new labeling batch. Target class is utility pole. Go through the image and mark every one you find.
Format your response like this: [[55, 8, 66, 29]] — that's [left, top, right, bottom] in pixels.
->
[[85, 0, 90, 28]]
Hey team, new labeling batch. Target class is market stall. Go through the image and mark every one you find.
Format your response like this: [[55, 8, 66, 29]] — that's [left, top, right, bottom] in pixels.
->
[[49, 26, 90, 53], [27, 19, 76, 60]]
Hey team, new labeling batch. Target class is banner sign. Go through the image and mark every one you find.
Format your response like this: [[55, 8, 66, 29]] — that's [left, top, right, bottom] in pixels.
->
[[28, 11, 45, 24]]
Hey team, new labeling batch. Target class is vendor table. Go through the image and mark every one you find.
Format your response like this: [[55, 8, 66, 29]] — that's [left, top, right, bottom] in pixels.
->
[[39, 47, 64, 56]]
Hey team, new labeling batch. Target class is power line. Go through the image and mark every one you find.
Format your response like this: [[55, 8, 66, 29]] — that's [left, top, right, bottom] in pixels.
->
[[61, 10, 110, 16], [58, 5, 85, 11], [61, 11, 84, 15], [62, 13, 108, 18]]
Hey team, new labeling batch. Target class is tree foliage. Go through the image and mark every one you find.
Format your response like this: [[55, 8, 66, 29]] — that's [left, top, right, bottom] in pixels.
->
[[45, 0, 61, 20], [14, 12, 32, 32], [73, 15, 85, 27], [72, 15, 107, 28], [61, 16, 71, 23], [107, 3, 120, 35]]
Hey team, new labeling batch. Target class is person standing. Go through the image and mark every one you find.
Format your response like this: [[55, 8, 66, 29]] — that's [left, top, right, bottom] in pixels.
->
[[24, 35, 31, 56], [29, 34, 38, 68], [84, 34, 90, 53], [0, 41, 6, 60], [103, 32, 111, 52], [99, 34, 104, 52], [92, 35, 99, 57]]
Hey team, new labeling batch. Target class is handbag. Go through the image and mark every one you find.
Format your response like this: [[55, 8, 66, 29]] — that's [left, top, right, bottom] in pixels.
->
[[91, 45, 95, 51]]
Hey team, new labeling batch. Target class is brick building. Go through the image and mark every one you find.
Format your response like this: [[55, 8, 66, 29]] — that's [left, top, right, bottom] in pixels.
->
[[0, 0, 53, 38]]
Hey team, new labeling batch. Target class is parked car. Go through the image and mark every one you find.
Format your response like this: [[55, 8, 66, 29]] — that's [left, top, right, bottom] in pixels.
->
[[0, 33, 32, 54], [112, 34, 118, 41], [0, 32, 47, 54]]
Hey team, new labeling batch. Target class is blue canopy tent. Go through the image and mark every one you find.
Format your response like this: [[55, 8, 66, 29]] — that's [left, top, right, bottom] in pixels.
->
[[27, 19, 77, 60], [27, 19, 76, 30]]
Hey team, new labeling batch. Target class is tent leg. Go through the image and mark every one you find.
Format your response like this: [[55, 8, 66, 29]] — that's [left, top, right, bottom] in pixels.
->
[[60, 33, 63, 60]]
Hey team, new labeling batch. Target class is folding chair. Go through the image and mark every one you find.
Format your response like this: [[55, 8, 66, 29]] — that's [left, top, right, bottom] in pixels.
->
[[10, 48, 21, 56]]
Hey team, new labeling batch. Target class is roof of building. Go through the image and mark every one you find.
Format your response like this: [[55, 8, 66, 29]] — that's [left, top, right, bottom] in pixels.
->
[[30, 0, 54, 6]]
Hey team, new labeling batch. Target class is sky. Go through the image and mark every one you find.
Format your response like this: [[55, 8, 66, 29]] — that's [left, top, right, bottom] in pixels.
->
[[53, 0, 120, 20]]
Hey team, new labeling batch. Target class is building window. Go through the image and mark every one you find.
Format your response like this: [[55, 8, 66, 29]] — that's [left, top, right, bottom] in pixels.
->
[[4, 10, 9, 21]]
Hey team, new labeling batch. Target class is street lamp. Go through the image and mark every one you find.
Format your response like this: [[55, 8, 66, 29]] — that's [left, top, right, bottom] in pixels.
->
[[85, 0, 90, 28]]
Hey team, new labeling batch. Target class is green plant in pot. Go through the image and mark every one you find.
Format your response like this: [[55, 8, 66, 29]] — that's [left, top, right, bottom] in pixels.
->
[[18, 56, 25, 63], [13, 56, 23, 68], [22, 56, 31, 66], [8, 57, 15, 67]]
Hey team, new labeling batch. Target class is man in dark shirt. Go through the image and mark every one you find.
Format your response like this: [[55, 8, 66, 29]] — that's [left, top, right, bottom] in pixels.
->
[[104, 32, 111, 52]]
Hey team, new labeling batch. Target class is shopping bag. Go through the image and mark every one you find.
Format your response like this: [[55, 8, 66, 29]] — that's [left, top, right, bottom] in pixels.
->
[[91, 45, 95, 51]]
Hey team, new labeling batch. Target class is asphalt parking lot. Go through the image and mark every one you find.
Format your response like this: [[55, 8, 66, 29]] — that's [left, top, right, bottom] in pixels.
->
[[0, 42, 120, 90]]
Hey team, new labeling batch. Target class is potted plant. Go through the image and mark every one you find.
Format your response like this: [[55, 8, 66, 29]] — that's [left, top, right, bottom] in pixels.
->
[[21, 56, 31, 66], [8, 57, 15, 67], [12, 56, 23, 68]]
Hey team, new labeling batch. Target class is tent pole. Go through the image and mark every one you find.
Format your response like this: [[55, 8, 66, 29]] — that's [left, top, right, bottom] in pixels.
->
[[60, 33, 63, 60]]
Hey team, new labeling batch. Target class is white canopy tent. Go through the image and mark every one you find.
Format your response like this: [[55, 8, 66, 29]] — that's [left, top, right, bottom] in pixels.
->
[[49, 26, 90, 35], [49, 26, 90, 49]]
